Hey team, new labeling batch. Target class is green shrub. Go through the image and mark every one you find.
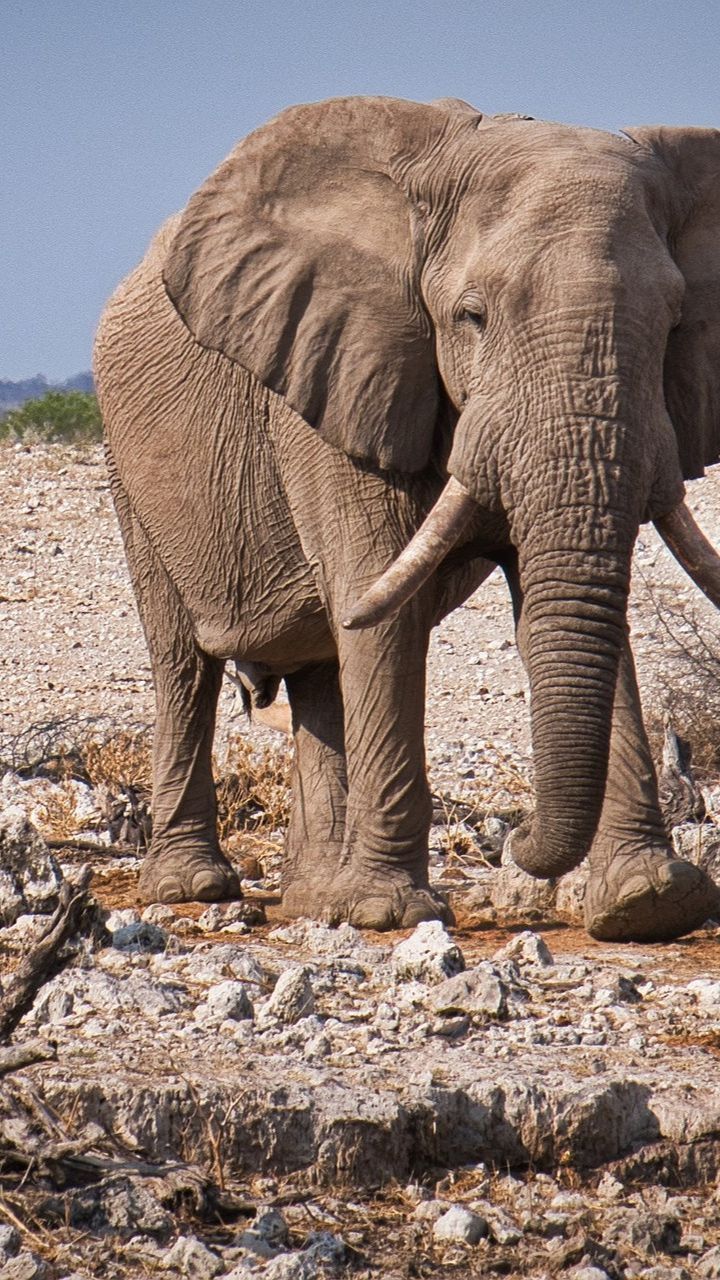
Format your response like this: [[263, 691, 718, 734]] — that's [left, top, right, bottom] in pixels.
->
[[0, 390, 103, 443]]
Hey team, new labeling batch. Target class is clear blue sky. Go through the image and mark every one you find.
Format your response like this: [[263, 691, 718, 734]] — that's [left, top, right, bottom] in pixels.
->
[[2, 0, 718, 381]]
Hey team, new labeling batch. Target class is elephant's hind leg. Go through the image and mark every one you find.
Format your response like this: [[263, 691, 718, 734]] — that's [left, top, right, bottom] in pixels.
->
[[584, 638, 720, 942], [110, 473, 240, 905], [281, 661, 349, 916]]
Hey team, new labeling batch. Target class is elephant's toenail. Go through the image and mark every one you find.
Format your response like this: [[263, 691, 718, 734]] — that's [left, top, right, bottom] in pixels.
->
[[155, 876, 184, 904]]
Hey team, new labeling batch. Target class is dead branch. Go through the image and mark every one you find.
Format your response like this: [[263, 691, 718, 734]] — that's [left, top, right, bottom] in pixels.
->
[[0, 867, 92, 1042], [45, 837, 136, 857], [0, 1040, 57, 1077]]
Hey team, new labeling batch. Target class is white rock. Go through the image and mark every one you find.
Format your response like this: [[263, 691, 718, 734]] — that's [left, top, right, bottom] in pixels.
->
[[0, 1225, 20, 1261], [262, 1254, 318, 1279], [0, 1251, 48, 1279], [495, 929, 554, 967], [432, 1205, 487, 1244], [0, 806, 63, 925], [698, 1245, 720, 1278], [392, 922, 464, 984], [413, 1200, 450, 1222], [260, 966, 315, 1025], [689, 978, 720, 1010], [142, 903, 176, 926], [196, 980, 254, 1026], [303, 1231, 346, 1265], [106, 908, 140, 931], [160, 1234, 223, 1278]]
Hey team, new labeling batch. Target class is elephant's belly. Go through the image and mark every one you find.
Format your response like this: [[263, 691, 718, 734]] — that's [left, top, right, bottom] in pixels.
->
[[195, 598, 337, 671]]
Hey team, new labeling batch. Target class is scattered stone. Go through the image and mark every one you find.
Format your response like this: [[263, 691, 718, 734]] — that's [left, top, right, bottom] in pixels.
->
[[412, 1203, 445, 1223], [472, 1202, 522, 1245], [112, 920, 167, 952], [261, 1254, 318, 1279], [603, 1208, 681, 1253], [495, 928, 554, 967], [66, 1177, 174, 1237], [239, 1206, 289, 1257], [0, 1227, 20, 1263], [196, 980, 254, 1025], [268, 918, 383, 967], [413, 1200, 450, 1223], [142, 902, 177, 926], [392, 921, 464, 984], [428, 1013, 470, 1038], [160, 1234, 223, 1278], [698, 1245, 720, 1278], [689, 978, 720, 1011], [303, 1231, 346, 1266], [105, 907, 140, 931], [198, 900, 266, 931], [0, 1252, 48, 1280], [260, 966, 315, 1024], [427, 963, 513, 1020], [0, 807, 63, 926], [432, 1205, 487, 1244]]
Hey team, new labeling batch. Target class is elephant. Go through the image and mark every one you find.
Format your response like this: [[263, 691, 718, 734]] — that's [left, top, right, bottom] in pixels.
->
[[94, 95, 720, 942]]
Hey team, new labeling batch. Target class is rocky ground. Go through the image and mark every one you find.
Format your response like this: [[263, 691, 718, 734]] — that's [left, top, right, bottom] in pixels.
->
[[2, 441, 720, 1279]]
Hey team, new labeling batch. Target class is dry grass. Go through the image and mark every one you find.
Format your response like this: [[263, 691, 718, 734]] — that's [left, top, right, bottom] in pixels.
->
[[214, 735, 293, 841], [80, 728, 153, 794], [32, 782, 90, 841], [637, 582, 720, 779]]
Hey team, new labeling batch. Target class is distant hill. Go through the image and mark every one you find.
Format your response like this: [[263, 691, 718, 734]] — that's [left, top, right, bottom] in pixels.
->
[[0, 371, 94, 414]]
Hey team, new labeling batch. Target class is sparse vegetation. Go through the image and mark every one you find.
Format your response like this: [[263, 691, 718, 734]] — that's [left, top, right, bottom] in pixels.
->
[[638, 580, 720, 779], [0, 390, 102, 444]]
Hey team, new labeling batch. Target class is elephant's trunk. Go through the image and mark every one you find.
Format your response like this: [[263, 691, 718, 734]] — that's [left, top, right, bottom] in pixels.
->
[[508, 539, 632, 878]]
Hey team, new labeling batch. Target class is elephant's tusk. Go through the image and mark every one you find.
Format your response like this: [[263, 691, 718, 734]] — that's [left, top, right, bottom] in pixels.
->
[[654, 502, 720, 611], [342, 477, 477, 630]]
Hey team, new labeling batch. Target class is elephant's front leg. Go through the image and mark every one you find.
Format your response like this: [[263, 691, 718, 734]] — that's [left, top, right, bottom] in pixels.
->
[[324, 599, 449, 929], [281, 601, 448, 930], [583, 638, 720, 942], [113, 490, 240, 906]]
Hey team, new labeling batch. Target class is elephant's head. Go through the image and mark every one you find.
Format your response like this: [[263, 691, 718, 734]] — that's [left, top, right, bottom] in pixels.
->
[[162, 97, 720, 880]]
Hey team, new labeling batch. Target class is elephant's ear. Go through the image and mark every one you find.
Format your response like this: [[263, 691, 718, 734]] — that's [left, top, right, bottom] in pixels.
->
[[163, 98, 442, 473], [625, 126, 720, 478]]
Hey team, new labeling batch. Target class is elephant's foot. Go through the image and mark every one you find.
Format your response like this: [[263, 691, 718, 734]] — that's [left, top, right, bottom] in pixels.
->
[[138, 843, 241, 905], [584, 843, 720, 943], [282, 864, 452, 931]]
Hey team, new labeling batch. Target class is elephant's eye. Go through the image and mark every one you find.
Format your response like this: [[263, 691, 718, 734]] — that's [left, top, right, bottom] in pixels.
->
[[459, 292, 486, 329]]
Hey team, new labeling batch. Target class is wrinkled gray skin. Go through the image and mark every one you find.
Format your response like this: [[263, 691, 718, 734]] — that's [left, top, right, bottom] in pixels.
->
[[95, 96, 720, 941]]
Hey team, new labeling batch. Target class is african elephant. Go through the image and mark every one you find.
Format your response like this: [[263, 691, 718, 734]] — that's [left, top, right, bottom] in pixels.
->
[[94, 95, 720, 942]]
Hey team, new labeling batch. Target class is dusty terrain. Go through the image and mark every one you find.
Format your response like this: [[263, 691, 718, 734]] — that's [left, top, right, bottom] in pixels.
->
[[2, 440, 720, 1280]]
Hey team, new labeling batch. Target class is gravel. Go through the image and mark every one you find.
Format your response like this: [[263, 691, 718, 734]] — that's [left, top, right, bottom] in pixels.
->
[[4, 442, 720, 1277]]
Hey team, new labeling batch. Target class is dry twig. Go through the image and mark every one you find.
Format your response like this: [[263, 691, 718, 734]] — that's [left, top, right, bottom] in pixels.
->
[[0, 867, 92, 1042]]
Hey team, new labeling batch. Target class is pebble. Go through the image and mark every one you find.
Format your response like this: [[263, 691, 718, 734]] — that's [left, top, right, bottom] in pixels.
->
[[260, 966, 315, 1025], [392, 921, 465, 984], [0, 1253, 48, 1280], [0, 1227, 20, 1263], [160, 1234, 223, 1278], [432, 1205, 488, 1244], [495, 928, 554, 967], [427, 964, 512, 1020], [112, 920, 167, 952], [195, 980, 254, 1025], [699, 1246, 720, 1278]]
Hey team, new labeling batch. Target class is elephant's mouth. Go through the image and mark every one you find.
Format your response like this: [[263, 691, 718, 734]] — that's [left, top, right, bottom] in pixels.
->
[[342, 479, 720, 630]]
